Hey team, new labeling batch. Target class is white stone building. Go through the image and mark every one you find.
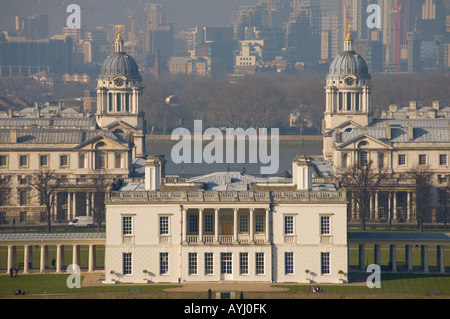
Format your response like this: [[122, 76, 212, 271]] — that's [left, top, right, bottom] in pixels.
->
[[104, 155, 348, 284], [0, 30, 146, 225], [323, 30, 450, 225]]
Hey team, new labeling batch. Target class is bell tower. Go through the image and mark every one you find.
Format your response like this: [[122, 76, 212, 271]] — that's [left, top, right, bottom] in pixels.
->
[[323, 27, 372, 160], [96, 27, 146, 158]]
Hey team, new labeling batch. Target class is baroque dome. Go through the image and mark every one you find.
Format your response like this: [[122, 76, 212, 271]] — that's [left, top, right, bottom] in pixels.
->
[[328, 33, 370, 80], [99, 53, 141, 81], [328, 51, 369, 78], [98, 30, 142, 81]]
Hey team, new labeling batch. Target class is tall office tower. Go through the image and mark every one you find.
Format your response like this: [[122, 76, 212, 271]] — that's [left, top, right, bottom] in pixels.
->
[[379, 0, 395, 70], [407, 31, 422, 72], [192, 26, 235, 73], [231, 3, 269, 41], [15, 14, 48, 40], [287, 0, 321, 62], [144, 4, 174, 61], [321, 0, 342, 57], [421, 0, 446, 35], [0, 35, 73, 77]]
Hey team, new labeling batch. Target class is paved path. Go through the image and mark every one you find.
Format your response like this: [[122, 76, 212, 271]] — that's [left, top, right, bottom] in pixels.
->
[[81, 272, 289, 292]]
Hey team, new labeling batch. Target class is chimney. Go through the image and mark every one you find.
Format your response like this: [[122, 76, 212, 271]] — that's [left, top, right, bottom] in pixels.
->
[[292, 155, 312, 191], [385, 122, 391, 140], [407, 122, 414, 140], [145, 155, 162, 191], [432, 100, 441, 110], [10, 129, 17, 143], [388, 104, 398, 112], [409, 101, 417, 110]]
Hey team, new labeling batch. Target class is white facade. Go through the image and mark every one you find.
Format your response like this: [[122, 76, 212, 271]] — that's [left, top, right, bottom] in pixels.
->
[[104, 156, 348, 284]]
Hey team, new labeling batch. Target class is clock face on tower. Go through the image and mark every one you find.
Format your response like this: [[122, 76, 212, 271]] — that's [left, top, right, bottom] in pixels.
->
[[344, 77, 354, 86], [114, 77, 124, 87]]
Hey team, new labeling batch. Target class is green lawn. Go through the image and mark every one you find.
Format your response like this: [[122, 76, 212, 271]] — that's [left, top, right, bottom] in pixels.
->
[[0, 273, 177, 296], [1, 272, 449, 297], [276, 273, 450, 296]]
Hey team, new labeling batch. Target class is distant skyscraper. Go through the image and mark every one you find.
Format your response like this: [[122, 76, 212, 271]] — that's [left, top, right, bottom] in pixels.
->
[[287, 0, 321, 62], [0, 35, 72, 77], [144, 4, 174, 61], [15, 14, 48, 40]]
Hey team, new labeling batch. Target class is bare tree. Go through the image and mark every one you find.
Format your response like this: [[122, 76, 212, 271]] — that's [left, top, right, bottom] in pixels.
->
[[408, 166, 433, 232], [341, 160, 386, 231], [28, 170, 69, 233], [0, 176, 12, 224], [438, 175, 450, 229], [88, 171, 113, 232]]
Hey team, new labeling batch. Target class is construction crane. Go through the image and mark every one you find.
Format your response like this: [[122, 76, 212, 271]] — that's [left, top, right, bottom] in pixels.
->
[[393, 0, 408, 72], [126, 0, 143, 57]]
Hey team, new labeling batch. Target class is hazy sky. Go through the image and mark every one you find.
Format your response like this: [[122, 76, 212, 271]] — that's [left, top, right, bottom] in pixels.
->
[[0, 0, 257, 34]]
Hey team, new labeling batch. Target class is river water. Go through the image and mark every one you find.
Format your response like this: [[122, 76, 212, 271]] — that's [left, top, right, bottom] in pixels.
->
[[146, 137, 323, 177]]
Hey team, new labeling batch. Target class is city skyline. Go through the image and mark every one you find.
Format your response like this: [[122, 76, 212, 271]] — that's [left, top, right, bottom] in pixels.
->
[[0, 0, 258, 33]]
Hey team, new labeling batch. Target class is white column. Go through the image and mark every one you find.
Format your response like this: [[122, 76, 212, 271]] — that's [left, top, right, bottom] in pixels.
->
[[393, 192, 397, 221], [370, 193, 374, 219], [73, 193, 77, 218], [407, 192, 411, 222], [390, 244, 397, 272], [249, 208, 254, 243], [437, 245, 445, 273], [23, 245, 30, 274], [7, 245, 15, 274], [72, 245, 79, 270], [198, 208, 203, 243], [40, 245, 46, 273], [375, 192, 379, 219], [56, 244, 62, 273], [68, 192, 72, 221], [421, 245, 429, 273], [86, 192, 90, 216], [374, 244, 381, 266], [405, 245, 413, 272], [233, 208, 238, 243], [182, 208, 187, 243], [214, 208, 219, 243], [359, 244, 365, 270], [265, 208, 270, 242], [88, 245, 95, 272]]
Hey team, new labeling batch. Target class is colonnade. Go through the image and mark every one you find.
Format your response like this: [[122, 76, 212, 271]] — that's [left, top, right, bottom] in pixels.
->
[[355, 243, 447, 273], [2, 243, 101, 274], [350, 191, 415, 222], [55, 191, 95, 222], [182, 207, 270, 244]]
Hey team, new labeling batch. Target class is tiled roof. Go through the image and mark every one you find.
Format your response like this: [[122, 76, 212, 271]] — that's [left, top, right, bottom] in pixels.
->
[[0, 232, 105, 241], [340, 118, 450, 144]]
